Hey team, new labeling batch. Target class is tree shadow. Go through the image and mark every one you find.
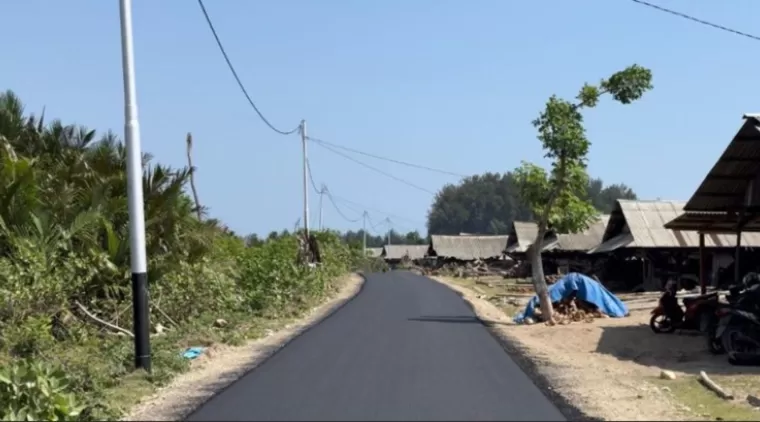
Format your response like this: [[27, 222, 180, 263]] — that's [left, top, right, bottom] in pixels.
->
[[595, 323, 760, 376], [408, 315, 508, 326]]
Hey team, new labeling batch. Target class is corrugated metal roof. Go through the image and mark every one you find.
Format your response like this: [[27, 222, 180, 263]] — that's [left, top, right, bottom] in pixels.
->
[[366, 247, 383, 258], [664, 211, 760, 233], [547, 214, 610, 252], [430, 234, 509, 260], [590, 200, 760, 254], [505, 221, 538, 253], [382, 244, 428, 260], [684, 115, 760, 212]]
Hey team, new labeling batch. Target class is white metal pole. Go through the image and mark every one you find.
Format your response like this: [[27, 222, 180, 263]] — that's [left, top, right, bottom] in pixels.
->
[[119, 0, 151, 372]]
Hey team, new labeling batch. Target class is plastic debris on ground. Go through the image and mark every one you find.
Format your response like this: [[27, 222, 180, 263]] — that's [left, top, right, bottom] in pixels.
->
[[514, 272, 629, 324], [181, 346, 205, 360]]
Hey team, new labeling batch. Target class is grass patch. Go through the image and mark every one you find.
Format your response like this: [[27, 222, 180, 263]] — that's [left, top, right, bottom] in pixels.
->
[[652, 376, 760, 421]]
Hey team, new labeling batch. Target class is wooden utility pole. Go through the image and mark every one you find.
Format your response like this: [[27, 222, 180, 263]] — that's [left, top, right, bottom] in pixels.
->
[[186, 132, 202, 220], [300, 120, 309, 238]]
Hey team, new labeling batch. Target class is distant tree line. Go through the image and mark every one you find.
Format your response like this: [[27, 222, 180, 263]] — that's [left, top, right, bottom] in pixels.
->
[[245, 229, 428, 249], [242, 171, 637, 246], [426, 172, 637, 235]]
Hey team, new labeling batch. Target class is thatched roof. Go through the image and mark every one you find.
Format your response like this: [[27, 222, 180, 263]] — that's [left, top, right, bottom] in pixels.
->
[[589, 200, 760, 254], [544, 214, 610, 253], [429, 234, 509, 260], [366, 247, 382, 258], [382, 244, 428, 260], [505, 221, 539, 253]]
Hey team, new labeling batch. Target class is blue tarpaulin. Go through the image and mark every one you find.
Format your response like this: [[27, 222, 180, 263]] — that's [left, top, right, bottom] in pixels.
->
[[514, 273, 629, 324]]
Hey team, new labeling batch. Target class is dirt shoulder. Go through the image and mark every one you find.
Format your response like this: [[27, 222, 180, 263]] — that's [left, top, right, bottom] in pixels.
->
[[431, 276, 760, 421], [124, 273, 365, 421]]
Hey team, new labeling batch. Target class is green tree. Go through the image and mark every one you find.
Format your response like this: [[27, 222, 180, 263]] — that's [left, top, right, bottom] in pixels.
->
[[514, 64, 653, 323], [338, 229, 428, 248], [427, 172, 637, 235], [427, 172, 532, 235], [586, 178, 637, 213]]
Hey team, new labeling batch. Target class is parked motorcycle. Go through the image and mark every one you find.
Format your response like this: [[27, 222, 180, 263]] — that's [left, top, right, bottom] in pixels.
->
[[704, 284, 745, 354], [713, 273, 760, 364], [650, 281, 720, 335], [715, 306, 760, 364]]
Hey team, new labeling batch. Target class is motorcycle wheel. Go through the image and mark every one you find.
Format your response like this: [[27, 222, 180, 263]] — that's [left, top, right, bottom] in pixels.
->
[[650, 314, 676, 334], [721, 325, 759, 359]]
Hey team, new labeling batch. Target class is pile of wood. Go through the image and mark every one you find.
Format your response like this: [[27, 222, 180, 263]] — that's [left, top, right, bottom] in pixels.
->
[[531, 296, 606, 325], [553, 297, 606, 324], [423, 260, 517, 278]]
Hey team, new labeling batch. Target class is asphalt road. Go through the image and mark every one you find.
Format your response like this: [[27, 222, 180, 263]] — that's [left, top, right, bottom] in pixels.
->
[[186, 271, 565, 421]]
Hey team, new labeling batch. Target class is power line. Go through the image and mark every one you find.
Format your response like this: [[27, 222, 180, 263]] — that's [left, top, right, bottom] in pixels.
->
[[329, 194, 425, 227], [309, 157, 423, 229], [307, 159, 362, 223], [197, 0, 301, 135], [307, 136, 467, 178], [629, 0, 760, 42], [311, 140, 437, 196], [325, 189, 362, 223], [305, 158, 322, 195], [308, 149, 428, 227]]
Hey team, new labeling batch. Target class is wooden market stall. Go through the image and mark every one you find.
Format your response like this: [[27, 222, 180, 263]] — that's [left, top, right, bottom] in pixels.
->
[[664, 114, 760, 293]]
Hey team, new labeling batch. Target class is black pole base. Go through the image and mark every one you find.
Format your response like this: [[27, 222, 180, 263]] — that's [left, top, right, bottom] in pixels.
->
[[132, 271, 152, 372]]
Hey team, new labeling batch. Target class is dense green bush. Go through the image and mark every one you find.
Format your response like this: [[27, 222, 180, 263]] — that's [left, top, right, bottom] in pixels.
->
[[0, 90, 355, 420]]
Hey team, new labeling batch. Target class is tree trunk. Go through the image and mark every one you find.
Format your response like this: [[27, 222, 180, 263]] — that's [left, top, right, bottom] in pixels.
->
[[530, 221, 554, 324]]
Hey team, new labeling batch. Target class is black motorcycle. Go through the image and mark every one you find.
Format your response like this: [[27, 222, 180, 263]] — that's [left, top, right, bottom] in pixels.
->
[[703, 284, 745, 355], [715, 307, 760, 365], [713, 275, 760, 364]]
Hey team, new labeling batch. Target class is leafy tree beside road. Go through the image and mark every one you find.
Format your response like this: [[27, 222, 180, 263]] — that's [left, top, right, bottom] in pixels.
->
[[514, 64, 653, 323]]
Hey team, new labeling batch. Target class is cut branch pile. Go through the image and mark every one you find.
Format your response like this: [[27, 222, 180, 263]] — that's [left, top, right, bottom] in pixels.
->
[[532, 295, 606, 325]]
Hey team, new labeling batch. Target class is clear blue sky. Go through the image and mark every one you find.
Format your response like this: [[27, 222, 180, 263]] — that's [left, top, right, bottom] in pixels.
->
[[3, 0, 760, 237]]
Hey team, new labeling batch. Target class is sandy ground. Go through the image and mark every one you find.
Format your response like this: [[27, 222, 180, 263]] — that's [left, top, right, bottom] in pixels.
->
[[124, 273, 365, 422], [430, 276, 753, 421]]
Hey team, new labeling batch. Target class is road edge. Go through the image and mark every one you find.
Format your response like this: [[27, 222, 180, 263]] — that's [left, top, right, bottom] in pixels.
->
[[428, 275, 603, 422], [124, 272, 368, 421]]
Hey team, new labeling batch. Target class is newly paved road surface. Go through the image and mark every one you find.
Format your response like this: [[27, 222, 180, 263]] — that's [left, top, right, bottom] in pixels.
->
[[186, 271, 565, 421]]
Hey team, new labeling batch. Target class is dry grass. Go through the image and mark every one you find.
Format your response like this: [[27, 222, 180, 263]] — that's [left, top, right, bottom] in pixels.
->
[[433, 276, 760, 421], [651, 376, 760, 421]]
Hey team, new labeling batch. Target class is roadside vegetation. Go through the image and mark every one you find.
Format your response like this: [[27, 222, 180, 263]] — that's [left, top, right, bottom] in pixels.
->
[[0, 90, 371, 421]]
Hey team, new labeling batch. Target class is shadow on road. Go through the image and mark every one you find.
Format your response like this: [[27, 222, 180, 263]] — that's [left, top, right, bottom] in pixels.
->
[[408, 315, 508, 326]]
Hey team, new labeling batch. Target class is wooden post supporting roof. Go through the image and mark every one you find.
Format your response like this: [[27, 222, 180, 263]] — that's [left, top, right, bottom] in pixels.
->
[[699, 232, 706, 295]]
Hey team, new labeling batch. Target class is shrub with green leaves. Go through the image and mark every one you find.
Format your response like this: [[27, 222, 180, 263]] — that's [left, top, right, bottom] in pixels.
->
[[0, 360, 85, 421], [0, 89, 356, 420]]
